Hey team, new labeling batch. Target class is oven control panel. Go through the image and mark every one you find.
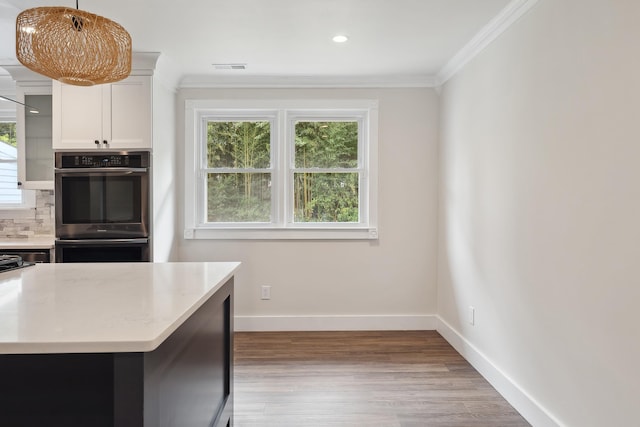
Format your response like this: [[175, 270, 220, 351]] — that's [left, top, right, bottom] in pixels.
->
[[55, 152, 149, 168], [76, 155, 130, 167]]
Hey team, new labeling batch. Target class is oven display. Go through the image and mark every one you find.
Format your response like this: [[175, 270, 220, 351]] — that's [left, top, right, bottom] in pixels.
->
[[76, 155, 129, 167], [58, 154, 147, 168]]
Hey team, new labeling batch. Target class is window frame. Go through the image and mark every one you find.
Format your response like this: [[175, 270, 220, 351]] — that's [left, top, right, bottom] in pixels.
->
[[184, 99, 378, 240]]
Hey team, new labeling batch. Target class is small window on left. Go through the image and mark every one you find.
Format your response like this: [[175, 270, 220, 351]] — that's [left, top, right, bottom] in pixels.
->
[[0, 120, 31, 208]]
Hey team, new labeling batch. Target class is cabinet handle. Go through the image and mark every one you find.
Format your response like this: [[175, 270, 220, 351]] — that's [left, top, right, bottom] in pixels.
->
[[103, 140, 108, 145], [94, 140, 100, 145], [17, 182, 22, 187]]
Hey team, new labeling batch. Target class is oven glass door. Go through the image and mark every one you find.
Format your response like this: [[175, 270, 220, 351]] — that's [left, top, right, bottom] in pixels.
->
[[56, 171, 149, 239]]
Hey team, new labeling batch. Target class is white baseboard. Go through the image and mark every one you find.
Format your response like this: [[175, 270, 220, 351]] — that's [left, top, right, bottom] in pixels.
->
[[234, 314, 437, 332], [436, 316, 565, 427]]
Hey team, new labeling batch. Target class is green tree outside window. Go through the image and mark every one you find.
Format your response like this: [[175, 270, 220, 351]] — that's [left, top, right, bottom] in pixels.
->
[[294, 121, 359, 223], [0, 122, 17, 147], [206, 121, 271, 222]]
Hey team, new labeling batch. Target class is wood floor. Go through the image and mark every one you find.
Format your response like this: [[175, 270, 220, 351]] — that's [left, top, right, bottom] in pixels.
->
[[233, 330, 530, 427]]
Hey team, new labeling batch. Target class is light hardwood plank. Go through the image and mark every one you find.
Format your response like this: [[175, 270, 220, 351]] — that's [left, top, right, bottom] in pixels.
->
[[234, 331, 530, 427]]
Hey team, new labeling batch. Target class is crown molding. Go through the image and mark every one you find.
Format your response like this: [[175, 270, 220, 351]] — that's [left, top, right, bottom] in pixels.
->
[[179, 74, 438, 89], [130, 52, 161, 75], [436, 0, 540, 86], [0, 63, 49, 84]]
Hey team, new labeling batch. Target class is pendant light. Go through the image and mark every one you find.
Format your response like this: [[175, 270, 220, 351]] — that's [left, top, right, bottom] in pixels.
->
[[15, 0, 132, 86]]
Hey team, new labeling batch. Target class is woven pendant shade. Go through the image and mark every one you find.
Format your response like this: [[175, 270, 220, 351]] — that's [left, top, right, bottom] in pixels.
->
[[16, 7, 132, 86]]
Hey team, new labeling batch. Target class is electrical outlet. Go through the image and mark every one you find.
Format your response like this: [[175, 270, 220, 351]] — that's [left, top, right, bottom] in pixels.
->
[[469, 306, 475, 326], [261, 285, 271, 300]]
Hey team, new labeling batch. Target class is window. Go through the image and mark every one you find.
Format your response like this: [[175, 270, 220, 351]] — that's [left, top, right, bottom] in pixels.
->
[[185, 100, 378, 239], [291, 115, 360, 225], [0, 120, 34, 209], [205, 117, 274, 224]]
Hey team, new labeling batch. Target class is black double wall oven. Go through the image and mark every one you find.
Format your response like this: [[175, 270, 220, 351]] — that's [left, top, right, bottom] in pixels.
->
[[54, 151, 150, 262]]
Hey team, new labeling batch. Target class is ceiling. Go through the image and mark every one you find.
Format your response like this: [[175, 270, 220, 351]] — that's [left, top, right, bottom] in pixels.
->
[[0, 0, 513, 86]]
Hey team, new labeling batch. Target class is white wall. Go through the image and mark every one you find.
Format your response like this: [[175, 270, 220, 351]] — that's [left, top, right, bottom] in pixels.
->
[[151, 74, 178, 261], [176, 87, 439, 329], [438, 1, 640, 426]]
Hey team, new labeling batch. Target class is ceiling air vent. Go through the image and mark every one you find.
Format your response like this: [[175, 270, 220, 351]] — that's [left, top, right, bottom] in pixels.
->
[[212, 63, 247, 70]]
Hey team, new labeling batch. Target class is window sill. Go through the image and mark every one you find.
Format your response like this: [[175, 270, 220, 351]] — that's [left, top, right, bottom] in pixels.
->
[[184, 227, 379, 240], [0, 191, 37, 215]]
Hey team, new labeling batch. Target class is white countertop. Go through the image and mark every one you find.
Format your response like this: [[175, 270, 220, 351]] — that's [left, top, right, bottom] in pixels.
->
[[0, 262, 240, 354], [0, 236, 55, 249]]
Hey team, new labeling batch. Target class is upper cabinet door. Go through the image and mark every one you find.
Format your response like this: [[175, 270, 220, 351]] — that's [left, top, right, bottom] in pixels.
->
[[52, 75, 152, 150], [17, 86, 54, 190], [109, 76, 152, 149], [53, 82, 103, 149]]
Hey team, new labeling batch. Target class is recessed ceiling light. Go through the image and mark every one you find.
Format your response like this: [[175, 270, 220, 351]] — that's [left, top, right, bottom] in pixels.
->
[[332, 35, 348, 43]]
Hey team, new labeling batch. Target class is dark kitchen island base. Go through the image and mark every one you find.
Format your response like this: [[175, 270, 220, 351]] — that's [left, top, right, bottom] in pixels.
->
[[0, 277, 233, 427]]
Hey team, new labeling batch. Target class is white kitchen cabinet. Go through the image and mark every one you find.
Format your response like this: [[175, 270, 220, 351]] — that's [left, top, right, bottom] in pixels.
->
[[52, 75, 152, 150], [17, 85, 54, 190]]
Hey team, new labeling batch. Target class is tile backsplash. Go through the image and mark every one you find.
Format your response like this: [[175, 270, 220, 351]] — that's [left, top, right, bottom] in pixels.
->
[[0, 190, 54, 238]]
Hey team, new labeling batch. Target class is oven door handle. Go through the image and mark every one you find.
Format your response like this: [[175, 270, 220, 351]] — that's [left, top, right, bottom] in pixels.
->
[[57, 238, 149, 244], [54, 167, 148, 174]]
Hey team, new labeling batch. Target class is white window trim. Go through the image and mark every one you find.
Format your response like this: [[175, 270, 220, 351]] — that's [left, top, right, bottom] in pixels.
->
[[184, 99, 378, 240]]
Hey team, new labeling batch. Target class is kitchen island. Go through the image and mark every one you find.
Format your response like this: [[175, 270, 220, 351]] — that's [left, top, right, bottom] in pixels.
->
[[0, 261, 239, 427]]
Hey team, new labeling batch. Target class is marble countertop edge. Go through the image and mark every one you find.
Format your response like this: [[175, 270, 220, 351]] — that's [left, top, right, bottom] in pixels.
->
[[0, 236, 55, 249], [0, 261, 240, 354]]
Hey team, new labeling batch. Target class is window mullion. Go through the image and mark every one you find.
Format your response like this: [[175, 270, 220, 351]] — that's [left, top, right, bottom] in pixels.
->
[[203, 168, 269, 174], [291, 167, 361, 173], [281, 110, 292, 227]]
